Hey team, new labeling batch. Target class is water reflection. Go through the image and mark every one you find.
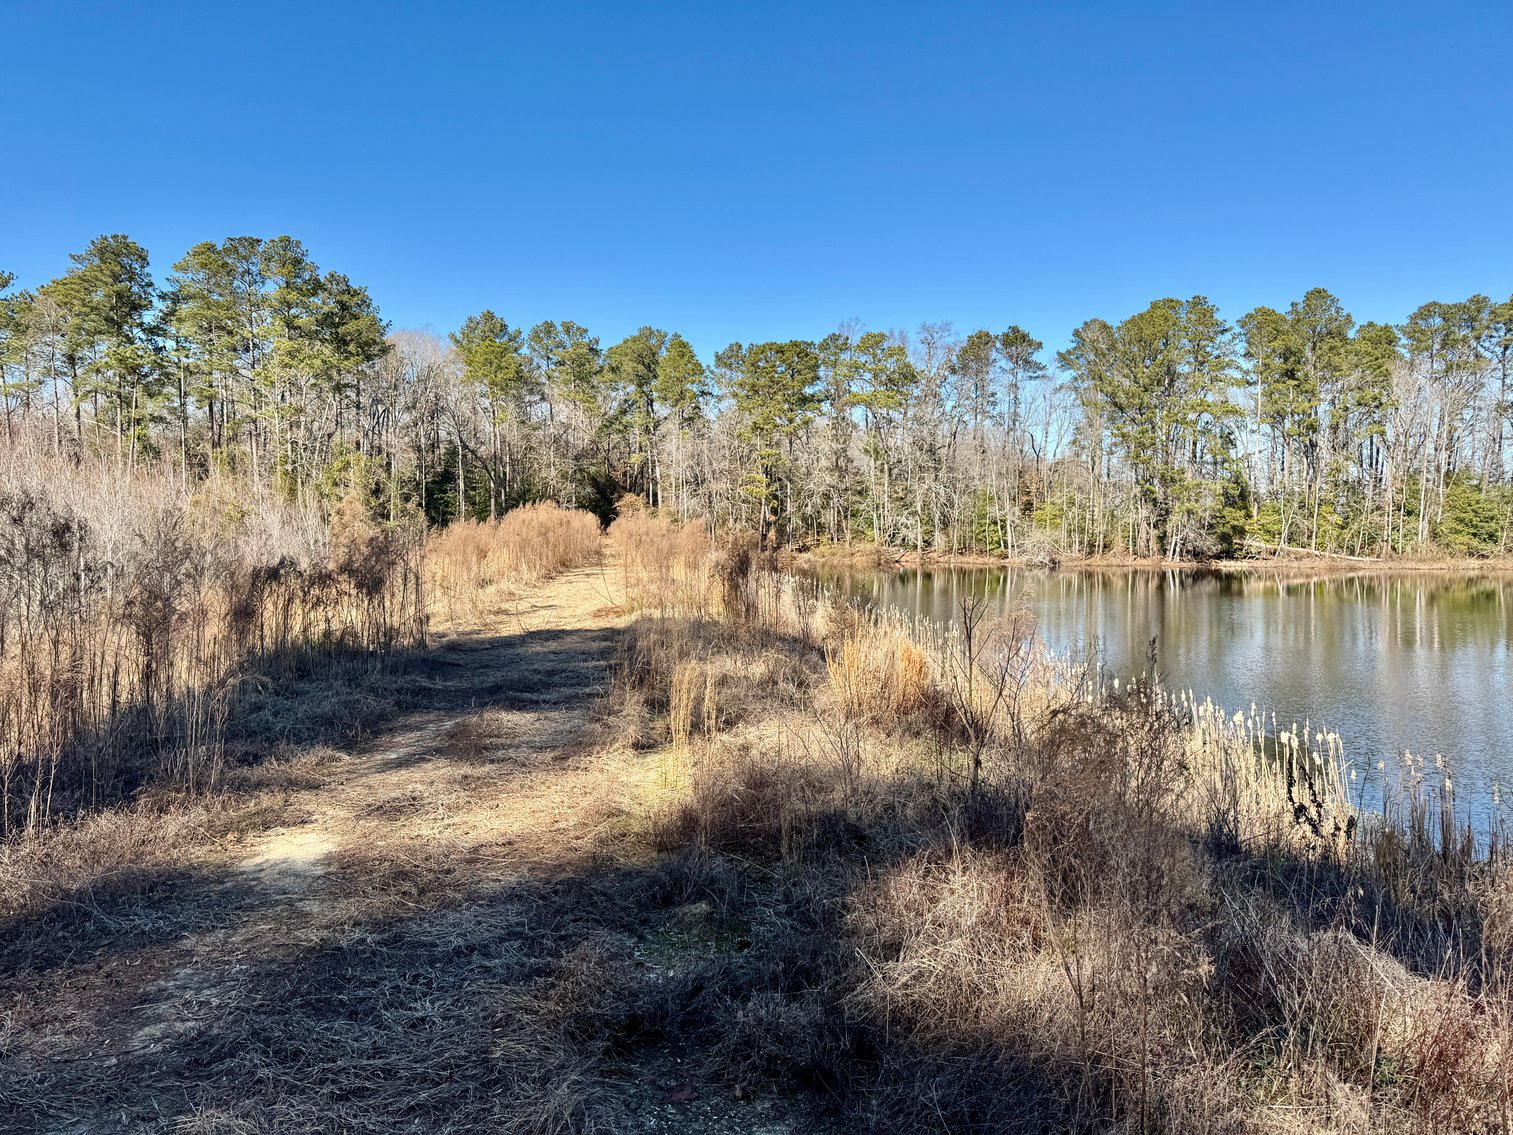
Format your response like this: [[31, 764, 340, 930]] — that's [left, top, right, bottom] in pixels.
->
[[810, 566, 1513, 821]]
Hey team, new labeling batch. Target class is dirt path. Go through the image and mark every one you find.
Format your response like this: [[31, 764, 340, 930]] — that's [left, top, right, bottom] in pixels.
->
[[107, 564, 632, 1053], [1, 561, 798, 1133]]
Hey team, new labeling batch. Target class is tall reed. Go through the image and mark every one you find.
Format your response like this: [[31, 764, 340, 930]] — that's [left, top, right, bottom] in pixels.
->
[[0, 438, 424, 835], [425, 502, 601, 626], [607, 500, 713, 615]]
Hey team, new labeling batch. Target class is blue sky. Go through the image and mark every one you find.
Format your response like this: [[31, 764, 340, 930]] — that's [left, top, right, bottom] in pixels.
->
[[3, 0, 1510, 355]]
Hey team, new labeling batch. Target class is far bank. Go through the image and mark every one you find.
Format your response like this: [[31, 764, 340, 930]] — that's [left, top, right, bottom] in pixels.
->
[[788, 540, 1513, 578]]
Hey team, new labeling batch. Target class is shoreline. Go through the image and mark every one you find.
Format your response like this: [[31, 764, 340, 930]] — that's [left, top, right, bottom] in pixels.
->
[[788, 543, 1513, 577]]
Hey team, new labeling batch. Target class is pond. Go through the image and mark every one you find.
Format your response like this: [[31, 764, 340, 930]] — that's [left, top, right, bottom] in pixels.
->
[[807, 564, 1513, 826]]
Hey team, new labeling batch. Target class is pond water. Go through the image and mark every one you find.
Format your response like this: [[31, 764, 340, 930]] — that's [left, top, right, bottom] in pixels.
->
[[808, 565, 1513, 826]]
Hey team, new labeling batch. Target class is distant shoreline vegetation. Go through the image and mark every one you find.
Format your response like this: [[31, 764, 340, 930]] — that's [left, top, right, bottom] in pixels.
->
[[2, 236, 1510, 561]]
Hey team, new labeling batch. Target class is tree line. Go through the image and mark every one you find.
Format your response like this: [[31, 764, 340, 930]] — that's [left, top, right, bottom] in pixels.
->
[[3, 234, 1511, 558]]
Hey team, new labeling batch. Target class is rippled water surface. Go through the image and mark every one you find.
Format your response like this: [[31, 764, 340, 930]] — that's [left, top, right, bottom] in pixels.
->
[[809, 565, 1513, 822]]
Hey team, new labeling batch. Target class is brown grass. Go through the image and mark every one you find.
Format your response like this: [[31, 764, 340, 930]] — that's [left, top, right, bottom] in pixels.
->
[[826, 631, 937, 728], [426, 502, 601, 628], [604, 539, 1513, 1133], [5, 511, 1509, 1133], [607, 501, 713, 615], [0, 440, 423, 834]]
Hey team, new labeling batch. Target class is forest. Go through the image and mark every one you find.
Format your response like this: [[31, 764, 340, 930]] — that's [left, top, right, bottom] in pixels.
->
[[3, 232, 1511, 559]]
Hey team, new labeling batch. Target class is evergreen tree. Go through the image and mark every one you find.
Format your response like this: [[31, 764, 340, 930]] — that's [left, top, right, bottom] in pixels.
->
[[730, 339, 819, 547]]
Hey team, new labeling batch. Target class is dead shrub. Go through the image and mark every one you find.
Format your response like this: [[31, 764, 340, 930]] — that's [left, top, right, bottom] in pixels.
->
[[713, 529, 758, 620]]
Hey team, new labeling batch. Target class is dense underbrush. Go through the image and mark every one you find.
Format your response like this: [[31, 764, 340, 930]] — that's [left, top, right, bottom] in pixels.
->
[[0, 441, 426, 834]]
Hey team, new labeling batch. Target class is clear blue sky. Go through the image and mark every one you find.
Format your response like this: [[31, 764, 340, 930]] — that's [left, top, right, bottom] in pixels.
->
[[3, 0, 1510, 355]]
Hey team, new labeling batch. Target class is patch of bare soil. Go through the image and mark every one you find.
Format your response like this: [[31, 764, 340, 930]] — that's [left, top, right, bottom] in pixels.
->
[[0, 562, 810, 1134]]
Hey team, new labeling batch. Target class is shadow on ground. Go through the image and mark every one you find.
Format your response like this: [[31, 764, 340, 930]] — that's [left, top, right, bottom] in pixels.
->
[[3, 608, 1478, 1134], [1, 786, 1101, 1134], [0, 604, 1104, 1134]]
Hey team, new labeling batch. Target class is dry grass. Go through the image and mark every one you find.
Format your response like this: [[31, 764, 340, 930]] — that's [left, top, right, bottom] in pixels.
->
[[603, 540, 1513, 1133], [826, 630, 938, 729], [6, 513, 1509, 1132], [0, 797, 231, 925], [0, 439, 423, 835], [426, 503, 601, 628], [607, 500, 714, 615]]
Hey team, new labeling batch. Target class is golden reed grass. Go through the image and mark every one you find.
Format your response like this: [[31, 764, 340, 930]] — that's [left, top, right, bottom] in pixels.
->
[[607, 499, 713, 615], [826, 632, 933, 726], [425, 502, 601, 627], [0, 438, 425, 835]]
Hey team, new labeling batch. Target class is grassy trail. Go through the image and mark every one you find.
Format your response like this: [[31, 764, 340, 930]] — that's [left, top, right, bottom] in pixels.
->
[[2, 560, 786, 1133]]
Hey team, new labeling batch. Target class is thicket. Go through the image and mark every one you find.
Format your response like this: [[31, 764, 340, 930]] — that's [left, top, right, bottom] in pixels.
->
[[0, 434, 426, 834]]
